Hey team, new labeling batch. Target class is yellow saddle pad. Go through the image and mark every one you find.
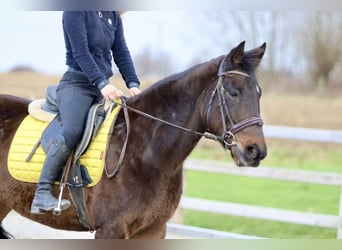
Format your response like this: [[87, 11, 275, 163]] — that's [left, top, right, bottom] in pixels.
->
[[7, 103, 121, 187]]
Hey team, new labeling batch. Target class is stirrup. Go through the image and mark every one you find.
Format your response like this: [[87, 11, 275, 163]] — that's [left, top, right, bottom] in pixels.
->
[[53, 182, 67, 216]]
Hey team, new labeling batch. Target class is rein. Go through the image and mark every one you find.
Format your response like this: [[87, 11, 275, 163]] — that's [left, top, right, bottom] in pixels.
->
[[105, 60, 263, 177], [113, 98, 219, 140], [114, 69, 263, 146]]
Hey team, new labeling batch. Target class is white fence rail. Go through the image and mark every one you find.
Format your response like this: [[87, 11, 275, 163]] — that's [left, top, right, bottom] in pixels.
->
[[166, 223, 265, 239], [263, 125, 342, 144], [172, 125, 342, 238]]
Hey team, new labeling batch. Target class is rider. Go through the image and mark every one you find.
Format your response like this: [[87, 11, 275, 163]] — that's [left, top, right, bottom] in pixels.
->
[[31, 11, 141, 214]]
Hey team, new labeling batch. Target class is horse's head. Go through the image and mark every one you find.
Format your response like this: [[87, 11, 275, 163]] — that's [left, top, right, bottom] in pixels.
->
[[205, 41, 267, 167]]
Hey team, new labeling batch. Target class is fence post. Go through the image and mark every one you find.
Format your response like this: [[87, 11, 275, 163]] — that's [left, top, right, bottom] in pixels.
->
[[337, 186, 342, 239]]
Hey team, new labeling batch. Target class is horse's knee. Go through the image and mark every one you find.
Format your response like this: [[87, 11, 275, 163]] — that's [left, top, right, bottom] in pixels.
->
[[94, 227, 126, 239], [130, 224, 167, 239]]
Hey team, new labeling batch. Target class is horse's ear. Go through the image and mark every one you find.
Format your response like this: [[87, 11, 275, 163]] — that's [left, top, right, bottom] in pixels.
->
[[229, 41, 246, 65], [244, 42, 267, 69], [219, 41, 246, 73]]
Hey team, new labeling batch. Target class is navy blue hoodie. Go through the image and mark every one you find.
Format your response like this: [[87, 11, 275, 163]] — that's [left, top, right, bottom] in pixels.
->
[[62, 11, 140, 90]]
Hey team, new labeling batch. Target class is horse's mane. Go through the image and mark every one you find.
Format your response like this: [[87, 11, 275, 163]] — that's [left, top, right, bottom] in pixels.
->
[[150, 63, 203, 88], [141, 56, 222, 95], [125, 56, 223, 110]]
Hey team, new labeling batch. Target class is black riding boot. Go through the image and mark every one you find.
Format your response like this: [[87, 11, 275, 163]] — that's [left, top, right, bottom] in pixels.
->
[[31, 135, 72, 214]]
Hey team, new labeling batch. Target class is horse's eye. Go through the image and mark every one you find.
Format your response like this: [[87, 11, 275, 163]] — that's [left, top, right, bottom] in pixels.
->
[[228, 89, 240, 98]]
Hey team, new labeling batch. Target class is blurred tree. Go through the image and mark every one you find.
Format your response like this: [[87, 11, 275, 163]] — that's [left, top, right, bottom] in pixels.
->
[[9, 65, 35, 72], [133, 47, 175, 78], [134, 48, 155, 76], [301, 12, 342, 92], [188, 11, 289, 77], [230, 11, 283, 76], [177, 11, 342, 93]]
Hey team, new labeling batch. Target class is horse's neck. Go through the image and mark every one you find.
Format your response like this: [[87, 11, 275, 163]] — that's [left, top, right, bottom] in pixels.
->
[[127, 66, 217, 167], [131, 75, 208, 134], [132, 60, 218, 123]]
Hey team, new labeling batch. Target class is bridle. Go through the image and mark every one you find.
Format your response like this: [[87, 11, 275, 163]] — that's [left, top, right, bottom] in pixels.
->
[[106, 59, 263, 177], [205, 62, 264, 150]]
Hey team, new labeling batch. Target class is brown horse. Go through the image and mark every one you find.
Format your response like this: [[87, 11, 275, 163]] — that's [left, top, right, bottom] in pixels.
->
[[0, 41, 267, 239]]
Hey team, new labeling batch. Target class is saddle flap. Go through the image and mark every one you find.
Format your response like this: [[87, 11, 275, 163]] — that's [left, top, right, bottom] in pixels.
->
[[74, 101, 107, 161], [41, 115, 63, 153]]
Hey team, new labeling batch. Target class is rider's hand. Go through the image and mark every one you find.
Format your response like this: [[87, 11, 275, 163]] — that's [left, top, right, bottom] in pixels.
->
[[129, 87, 142, 97], [101, 84, 123, 101]]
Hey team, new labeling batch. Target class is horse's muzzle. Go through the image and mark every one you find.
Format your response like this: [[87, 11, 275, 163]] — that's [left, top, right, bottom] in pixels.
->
[[230, 142, 267, 167], [243, 143, 267, 167]]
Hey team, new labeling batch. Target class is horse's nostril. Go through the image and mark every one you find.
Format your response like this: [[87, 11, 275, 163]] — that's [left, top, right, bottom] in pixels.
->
[[245, 144, 260, 160]]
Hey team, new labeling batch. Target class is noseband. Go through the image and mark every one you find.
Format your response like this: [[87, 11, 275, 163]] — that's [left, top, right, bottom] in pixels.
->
[[205, 66, 263, 149]]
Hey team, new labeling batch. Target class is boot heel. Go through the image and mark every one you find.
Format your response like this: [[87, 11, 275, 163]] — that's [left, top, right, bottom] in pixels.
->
[[30, 207, 46, 215]]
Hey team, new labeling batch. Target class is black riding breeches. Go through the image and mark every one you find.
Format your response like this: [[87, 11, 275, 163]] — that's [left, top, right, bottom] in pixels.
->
[[56, 70, 103, 149]]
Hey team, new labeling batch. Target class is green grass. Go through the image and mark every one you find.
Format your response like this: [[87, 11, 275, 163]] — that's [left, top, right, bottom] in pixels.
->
[[185, 171, 339, 214], [190, 139, 342, 173], [184, 211, 337, 239], [262, 139, 342, 173], [181, 140, 342, 238]]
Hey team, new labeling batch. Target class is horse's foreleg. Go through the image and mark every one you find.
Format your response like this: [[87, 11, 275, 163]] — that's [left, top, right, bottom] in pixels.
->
[[0, 202, 11, 220], [0, 202, 12, 239], [130, 223, 167, 239], [94, 225, 127, 239], [94, 223, 166, 239]]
